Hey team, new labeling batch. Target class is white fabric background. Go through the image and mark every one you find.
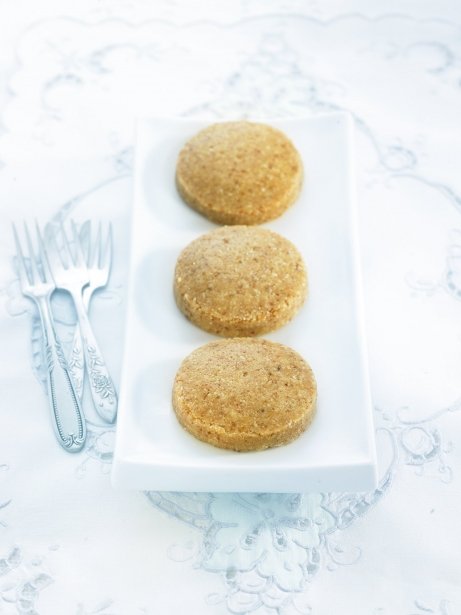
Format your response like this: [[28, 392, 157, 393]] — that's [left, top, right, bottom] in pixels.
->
[[0, 1, 460, 614]]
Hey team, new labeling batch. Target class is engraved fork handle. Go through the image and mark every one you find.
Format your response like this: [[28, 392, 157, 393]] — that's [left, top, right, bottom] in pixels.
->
[[37, 296, 86, 452], [68, 325, 84, 399], [68, 288, 92, 399], [72, 292, 118, 423]]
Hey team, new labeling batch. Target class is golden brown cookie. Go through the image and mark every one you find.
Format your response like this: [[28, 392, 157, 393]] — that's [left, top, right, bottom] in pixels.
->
[[172, 338, 317, 451], [174, 226, 307, 337], [176, 121, 303, 225]]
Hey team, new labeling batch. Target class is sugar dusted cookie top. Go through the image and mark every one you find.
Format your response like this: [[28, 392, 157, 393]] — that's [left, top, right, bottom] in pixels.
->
[[176, 121, 303, 225], [172, 338, 317, 452]]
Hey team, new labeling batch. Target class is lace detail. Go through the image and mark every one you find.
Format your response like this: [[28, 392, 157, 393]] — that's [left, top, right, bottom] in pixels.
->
[[1, 10, 460, 613]]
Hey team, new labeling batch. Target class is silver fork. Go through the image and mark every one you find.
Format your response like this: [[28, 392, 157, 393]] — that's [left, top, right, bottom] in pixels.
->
[[12, 222, 86, 452], [67, 222, 113, 400], [45, 220, 117, 424]]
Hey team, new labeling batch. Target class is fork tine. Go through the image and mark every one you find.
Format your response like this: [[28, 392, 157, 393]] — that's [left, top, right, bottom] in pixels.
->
[[90, 221, 102, 268], [12, 223, 31, 286], [80, 220, 91, 266], [60, 219, 74, 267], [35, 220, 54, 283], [71, 219, 85, 267], [101, 222, 113, 272], [23, 221, 42, 283]]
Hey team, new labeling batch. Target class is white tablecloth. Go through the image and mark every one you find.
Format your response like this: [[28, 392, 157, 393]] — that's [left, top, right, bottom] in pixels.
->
[[1, 2, 460, 613]]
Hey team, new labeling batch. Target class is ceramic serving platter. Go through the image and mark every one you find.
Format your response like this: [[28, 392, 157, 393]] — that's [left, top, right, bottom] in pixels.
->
[[111, 113, 378, 492]]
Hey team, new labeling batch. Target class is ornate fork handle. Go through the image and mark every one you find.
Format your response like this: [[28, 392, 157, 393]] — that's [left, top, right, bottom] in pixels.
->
[[68, 325, 84, 399], [68, 287, 96, 399], [73, 294, 118, 423], [37, 296, 86, 452]]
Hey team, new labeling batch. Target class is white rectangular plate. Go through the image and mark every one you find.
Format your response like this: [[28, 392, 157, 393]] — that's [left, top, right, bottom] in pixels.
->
[[112, 113, 378, 492]]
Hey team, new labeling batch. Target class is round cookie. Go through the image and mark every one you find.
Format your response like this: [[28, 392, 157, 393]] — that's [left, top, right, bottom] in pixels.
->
[[174, 226, 307, 337], [176, 121, 303, 225], [172, 338, 317, 451]]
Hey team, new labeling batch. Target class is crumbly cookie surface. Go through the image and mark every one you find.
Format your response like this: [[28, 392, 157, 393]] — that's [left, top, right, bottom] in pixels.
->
[[174, 226, 307, 337], [176, 121, 303, 225], [172, 338, 317, 451]]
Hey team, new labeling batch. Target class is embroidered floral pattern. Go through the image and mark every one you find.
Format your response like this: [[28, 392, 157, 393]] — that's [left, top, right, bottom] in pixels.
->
[[1, 9, 460, 614]]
